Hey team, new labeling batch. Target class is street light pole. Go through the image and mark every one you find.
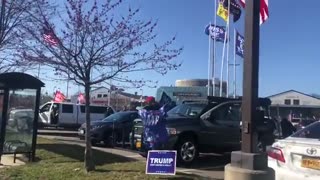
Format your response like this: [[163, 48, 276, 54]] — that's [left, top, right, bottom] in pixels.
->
[[224, 0, 275, 179]]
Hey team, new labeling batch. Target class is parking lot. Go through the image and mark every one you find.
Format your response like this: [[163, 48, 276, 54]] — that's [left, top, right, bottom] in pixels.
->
[[38, 129, 227, 179]]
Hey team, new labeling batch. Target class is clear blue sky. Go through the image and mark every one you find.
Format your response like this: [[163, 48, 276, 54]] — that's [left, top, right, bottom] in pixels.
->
[[41, 0, 320, 98]]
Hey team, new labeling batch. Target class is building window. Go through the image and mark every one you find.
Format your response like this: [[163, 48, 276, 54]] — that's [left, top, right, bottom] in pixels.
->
[[103, 94, 108, 98], [284, 99, 291, 105], [293, 99, 300, 105], [97, 94, 102, 98]]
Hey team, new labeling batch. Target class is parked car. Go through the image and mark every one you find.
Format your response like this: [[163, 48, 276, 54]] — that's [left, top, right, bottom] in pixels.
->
[[8, 108, 34, 132], [133, 96, 276, 165], [294, 119, 317, 131], [268, 120, 320, 180], [78, 111, 139, 146], [39, 102, 115, 128]]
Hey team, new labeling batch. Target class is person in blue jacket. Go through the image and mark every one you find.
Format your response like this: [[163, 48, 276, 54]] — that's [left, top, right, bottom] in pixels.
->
[[139, 96, 169, 152]]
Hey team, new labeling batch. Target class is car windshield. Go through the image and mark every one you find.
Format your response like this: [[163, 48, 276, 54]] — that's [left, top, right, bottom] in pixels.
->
[[291, 121, 320, 139], [167, 103, 207, 117], [101, 112, 129, 122]]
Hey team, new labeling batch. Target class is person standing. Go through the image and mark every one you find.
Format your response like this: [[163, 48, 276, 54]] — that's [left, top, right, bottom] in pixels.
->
[[281, 118, 296, 138]]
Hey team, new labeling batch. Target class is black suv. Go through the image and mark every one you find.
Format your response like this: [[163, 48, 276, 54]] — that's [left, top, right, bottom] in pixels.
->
[[133, 96, 276, 165]]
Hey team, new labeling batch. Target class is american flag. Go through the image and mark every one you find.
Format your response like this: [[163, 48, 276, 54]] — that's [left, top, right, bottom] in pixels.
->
[[239, 0, 269, 25], [77, 93, 85, 104], [54, 90, 66, 102], [43, 25, 59, 46]]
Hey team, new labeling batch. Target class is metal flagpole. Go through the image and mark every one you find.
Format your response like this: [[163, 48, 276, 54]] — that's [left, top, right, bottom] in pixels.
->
[[226, 0, 231, 98], [212, 0, 217, 96], [219, 0, 230, 97], [233, 28, 237, 98], [207, 22, 212, 96]]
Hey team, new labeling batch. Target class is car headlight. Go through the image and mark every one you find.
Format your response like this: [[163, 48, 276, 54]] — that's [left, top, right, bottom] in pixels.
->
[[166, 128, 177, 135]]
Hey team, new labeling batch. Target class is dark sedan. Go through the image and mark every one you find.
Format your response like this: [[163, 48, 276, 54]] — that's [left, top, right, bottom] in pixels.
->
[[78, 111, 139, 146]]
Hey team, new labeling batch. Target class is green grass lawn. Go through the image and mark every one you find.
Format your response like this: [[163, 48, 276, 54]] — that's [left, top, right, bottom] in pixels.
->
[[0, 138, 202, 180]]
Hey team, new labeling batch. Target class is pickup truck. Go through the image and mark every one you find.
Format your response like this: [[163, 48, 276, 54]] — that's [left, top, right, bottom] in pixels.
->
[[132, 96, 277, 166]]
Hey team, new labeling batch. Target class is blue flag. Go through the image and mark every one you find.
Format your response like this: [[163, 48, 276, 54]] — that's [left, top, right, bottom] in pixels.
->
[[138, 109, 168, 150], [205, 24, 227, 42], [235, 31, 244, 58]]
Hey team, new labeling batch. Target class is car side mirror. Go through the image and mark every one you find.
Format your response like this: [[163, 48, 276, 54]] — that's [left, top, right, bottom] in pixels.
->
[[201, 113, 210, 121]]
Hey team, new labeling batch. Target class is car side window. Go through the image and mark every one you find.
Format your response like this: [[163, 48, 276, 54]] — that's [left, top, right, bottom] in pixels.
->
[[209, 103, 241, 123], [41, 104, 51, 112], [292, 122, 320, 139], [62, 104, 73, 113]]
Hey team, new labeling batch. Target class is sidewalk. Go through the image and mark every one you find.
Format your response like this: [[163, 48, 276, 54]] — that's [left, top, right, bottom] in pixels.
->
[[0, 155, 25, 168]]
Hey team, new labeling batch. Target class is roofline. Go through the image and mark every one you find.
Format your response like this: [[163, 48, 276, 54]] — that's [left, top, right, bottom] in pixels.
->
[[267, 90, 320, 100], [91, 87, 108, 92], [270, 104, 320, 108]]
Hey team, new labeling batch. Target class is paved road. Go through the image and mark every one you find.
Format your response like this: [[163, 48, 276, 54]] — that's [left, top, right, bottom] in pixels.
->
[[38, 130, 226, 179]]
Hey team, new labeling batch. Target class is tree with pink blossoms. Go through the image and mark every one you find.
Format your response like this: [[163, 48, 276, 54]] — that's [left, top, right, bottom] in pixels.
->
[[20, 0, 182, 172]]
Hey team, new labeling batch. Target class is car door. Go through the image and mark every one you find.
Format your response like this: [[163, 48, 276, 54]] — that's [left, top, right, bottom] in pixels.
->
[[59, 104, 75, 125], [39, 102, 53, 124], [200, 101, 241, 150], [122, 113, 138, 138]]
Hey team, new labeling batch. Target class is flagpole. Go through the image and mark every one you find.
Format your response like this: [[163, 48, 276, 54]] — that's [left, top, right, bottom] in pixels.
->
[[233, 28, 237, 98], [212, 0, 217, 96], [207, 22, 212, 96], [219, 0, 230, 97], [226, 0, 231, 98]]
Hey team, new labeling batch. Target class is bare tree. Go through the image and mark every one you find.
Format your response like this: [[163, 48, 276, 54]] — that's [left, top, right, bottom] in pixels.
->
[[20, 0, 182, 172], [0, 0, 53, 72]]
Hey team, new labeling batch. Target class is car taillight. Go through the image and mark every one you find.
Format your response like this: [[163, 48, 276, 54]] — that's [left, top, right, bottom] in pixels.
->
[[267, 147, 285, 163]]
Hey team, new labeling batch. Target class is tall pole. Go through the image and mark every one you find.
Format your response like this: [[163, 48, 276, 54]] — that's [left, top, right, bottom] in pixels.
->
[[241, 0, 260, 153], [226, 0, 230, 98], [225, 1, 273, 180], [66, 71, 70, 98], [219, 0, 230, 97], [212, 0, 217, 96], [207, 25, 212, 96], [233, 29, 237, 98]]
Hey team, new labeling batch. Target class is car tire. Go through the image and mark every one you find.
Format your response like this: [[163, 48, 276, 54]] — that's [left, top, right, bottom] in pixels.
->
[[176, 136, 199, 166]]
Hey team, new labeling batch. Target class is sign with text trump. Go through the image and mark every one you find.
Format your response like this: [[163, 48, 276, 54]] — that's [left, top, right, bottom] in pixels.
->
[[146, 150, 177, 175]]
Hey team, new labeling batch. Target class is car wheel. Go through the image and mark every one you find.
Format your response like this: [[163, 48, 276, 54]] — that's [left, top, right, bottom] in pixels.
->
[[176, 136, 198, 166]]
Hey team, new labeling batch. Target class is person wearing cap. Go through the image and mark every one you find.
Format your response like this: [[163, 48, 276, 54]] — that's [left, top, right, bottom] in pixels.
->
[[143, 96, 161, 111], [138, 96, 168, 155]]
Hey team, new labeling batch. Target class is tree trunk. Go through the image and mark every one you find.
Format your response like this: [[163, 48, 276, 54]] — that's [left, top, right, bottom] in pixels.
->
[[84, 82, 95, 172]]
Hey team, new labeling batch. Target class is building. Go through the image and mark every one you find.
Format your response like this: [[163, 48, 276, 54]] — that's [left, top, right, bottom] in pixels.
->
[[71, 87, 145, 111], [156, 79, 227, 103], [268, 90, 320, 121]]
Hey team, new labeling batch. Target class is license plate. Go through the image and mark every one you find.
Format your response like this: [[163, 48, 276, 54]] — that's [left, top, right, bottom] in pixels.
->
[[301, 157, 320, 170], [136, 141, 141, 149], [80, 129, 85, 134]]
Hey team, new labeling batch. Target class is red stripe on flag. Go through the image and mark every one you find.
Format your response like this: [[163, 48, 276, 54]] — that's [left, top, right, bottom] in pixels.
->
[[238, 0, 269, 25]]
